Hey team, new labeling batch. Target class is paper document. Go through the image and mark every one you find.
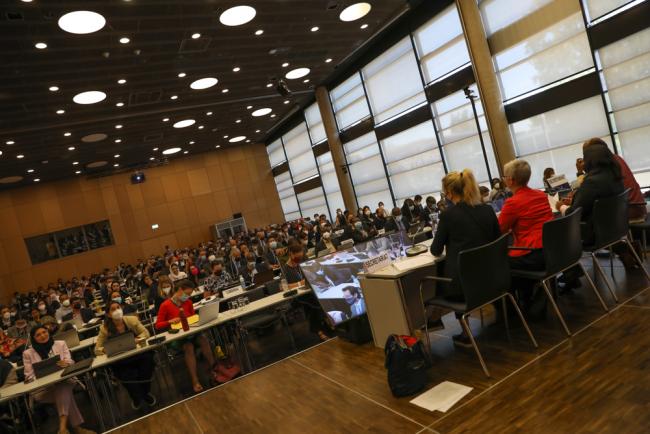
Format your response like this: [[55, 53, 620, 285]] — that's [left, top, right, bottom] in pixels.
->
[[410, 381, 472, 412], [392, 255, 433, 272], [547, 193, 559, 211]]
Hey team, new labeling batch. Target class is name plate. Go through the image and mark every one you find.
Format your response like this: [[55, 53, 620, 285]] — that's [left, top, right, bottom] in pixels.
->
[[222, 286, 244, 297], [377, 229, 385, 235], [363, 251, 392, 274]]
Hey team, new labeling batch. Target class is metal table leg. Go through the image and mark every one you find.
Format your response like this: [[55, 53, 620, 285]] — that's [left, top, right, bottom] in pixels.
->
[[84, 371, 106, 433]]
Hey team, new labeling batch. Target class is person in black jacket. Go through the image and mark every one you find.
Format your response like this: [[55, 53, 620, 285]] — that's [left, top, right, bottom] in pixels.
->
[[430, 169, 501, 347], [401, 198, 421, 230], [384, 207, 407, 233]]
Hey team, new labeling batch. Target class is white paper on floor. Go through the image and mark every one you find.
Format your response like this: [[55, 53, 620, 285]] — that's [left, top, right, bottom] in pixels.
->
[[410, 381, 473, 412]]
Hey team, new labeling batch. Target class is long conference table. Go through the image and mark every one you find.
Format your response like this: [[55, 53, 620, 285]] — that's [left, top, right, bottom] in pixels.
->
[[0, 286, 312, 432]]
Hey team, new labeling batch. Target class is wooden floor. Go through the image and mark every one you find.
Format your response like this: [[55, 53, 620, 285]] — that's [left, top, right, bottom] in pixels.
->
[[111, 259, 650, 434]]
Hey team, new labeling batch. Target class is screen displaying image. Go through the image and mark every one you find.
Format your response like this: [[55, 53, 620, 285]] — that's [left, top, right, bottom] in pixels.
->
[[300, 251, 369, 326]]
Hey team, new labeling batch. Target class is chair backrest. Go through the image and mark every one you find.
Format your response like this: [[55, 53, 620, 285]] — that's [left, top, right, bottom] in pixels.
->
[[592, 189, 629, 248], [542, 208, 583, 275], [458, 233, 511, 311]]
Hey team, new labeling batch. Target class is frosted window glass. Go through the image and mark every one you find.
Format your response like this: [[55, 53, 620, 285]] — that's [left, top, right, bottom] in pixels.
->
[[275, 171, 299, 220], [297, 187, 328, 219], [330, 73, 370, 130], [619, 124, 650, 172], [282, 122, 318, 183], [363, 37, 426, 123], [343, 132, 392, 208], [317, 152, 345, 220], [479, 0, 553, 36], [584, 0, 631, 21], [602, 52, 650, 91], [305, 103, 327, 144], [266, 139, 285, 168], [598, 27, 650, 67]]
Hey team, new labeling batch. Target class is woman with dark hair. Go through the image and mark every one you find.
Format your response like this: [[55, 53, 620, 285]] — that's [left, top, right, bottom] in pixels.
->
[[22, 325, 95, 434], [558, 139, 624, 246], [401, 198, 421, 230], [95, 301, 155, 410]]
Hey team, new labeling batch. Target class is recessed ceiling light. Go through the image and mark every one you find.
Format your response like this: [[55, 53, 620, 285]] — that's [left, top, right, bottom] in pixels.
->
[[162, 118, 169, 122], [254, 29, 264, 36], [170, 95, 178, 100], [282, 62, 289, 67], [178, 72, 186, 78], [115, 124, 123, 129], [235, 119, 241, 123], [56, 109, 65, 114], [255, 129, 261, 133], [6, 140, 14, 145], [270, 114, 276, 118], [303, 79, 310, 83], [198, 125, 204, 129], [68, 146, 75, 151], [153, 147, 159, 151], [252, 108, 272, 117], [215, 145, 221, 148], [64, 132, 71, 137], [17, 154, 24, 159], [285, 67, 310, 79], [229, 136, 246, 143], [119, 37, 130, 44], [49, 86, 59, 92], [189, 141, 195, 144], [117, 79, 126, 84], [284, 100, 290, 104], [191, 33, 201, 39], [211, 128, 218, 132], [72, 161, 79, 165], [222, 88, 229, 93], [162, 147, 181, 155], [113, 163, 119, 167], [35, 42, 47, 49], [245, 139, 250, 143], [206, 111, 213, 116], [183, 150, 189, 154], [75, 170, 81, 174], [73, 90, 106, 105], [58, 11, 106, 34], [246, 105, 253, 109], [219, 5, 256, 26], [173, 119, 195, 128], [266, 83, 273, 88], [339, 2, 371, 22], [149, 157, 155, 161], [27, 169, 34, 173], [233, 67, 240, 72], [360, 23, 368, 29], [311, 26, 319, 32], [325, 58, 332, 63], [34, 178, 40, 182], [114, 154, 120, 158], [114, 139, 121, 143], [223, 135, 229, 139], [190, 77, 218, 90], [116, 102, 124, 107]]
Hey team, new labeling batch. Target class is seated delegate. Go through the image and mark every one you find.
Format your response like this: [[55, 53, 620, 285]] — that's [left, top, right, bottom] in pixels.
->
[[23, 325, 95, 434], [429, 169, 501, 347], [155, 279, 216, 393], [95, 301, 155, 410]]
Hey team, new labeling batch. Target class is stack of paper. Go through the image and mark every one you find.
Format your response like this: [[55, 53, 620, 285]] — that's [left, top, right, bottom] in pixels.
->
[[410, 381, 473, 412]]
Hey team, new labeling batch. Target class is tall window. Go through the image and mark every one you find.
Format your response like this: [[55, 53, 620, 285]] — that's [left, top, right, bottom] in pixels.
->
[[305, 103, 327, 144], [330, 73, 371, 130], [317, 152, 345, 218], [343, 132, 392, 209], [282, 122, 318, 183], [266, 138, 285, 168], [274, 171, 300, 221]]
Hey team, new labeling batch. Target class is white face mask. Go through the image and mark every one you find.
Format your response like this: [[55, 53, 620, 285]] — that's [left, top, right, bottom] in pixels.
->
[[111, 309, 124, 320], [162, 286, 172, 295], [62, 300, 71, 307], [38, 304, 47, 312]]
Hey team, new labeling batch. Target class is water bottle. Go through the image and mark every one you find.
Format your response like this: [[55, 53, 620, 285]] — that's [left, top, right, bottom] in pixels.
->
[[280, 278, 288, 292], [239, 275, 245, 288], [179, 309, 189, 332]]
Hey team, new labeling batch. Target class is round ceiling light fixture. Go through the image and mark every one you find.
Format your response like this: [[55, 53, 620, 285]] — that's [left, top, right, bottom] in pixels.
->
[[35, 42, 47, 49], [285, 67, 310, 80], [81, 133, 107, 143], [252, 108, 272, 117], [162, 147, 182, 155], [219, 5, 256, 26], [73, 90, 106, 105], [49, 86, 59, 91], [190, 77, 218, 90], [58, 11, 106, 34], [191, 33, 201, 39], [119, 37, 130, 44], [173, 119, 196, 128], [229, 136, 246, 143], [86, 161, 108, 168], [178, 72, 186, 78], [339, 2, 371, 22], [254, 29, 264, 35]]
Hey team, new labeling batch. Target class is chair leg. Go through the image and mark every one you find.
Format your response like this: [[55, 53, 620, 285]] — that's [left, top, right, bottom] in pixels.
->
[[419, 286, 432, 358], [505, 293, 538, 348], [609, 246, 615, 278], [501, 297, 510, 341], [577, 261, 609, 312], [460, 314, 490, 378], [591, 252, 619, 303], [542, 280, 571, 336], [623, 237, 650, 282], [479, 307, 484, 328]]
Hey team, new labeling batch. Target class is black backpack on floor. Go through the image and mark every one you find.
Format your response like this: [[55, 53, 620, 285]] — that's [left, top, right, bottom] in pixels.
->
[[384, 334, 430, 397]]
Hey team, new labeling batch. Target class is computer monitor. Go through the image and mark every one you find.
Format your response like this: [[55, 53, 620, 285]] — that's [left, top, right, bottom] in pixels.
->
[[300, 251, 369, 326]]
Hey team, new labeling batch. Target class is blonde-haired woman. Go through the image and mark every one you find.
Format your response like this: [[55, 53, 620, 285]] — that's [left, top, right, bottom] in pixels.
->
[[429, 169, 501, 346]]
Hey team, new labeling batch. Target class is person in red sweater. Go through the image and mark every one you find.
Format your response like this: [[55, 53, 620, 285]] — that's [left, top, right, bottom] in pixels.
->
[[156, 279, 216, 393], [499, 159, 554, 311]]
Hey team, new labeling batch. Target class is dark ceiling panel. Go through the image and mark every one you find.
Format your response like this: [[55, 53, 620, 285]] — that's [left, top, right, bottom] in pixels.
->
[[0, 0, 408, 190]]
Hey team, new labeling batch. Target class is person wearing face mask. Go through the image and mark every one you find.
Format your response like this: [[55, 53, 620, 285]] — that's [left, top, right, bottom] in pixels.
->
[[488, 177, 510, 203], [151, 276, 173, 314], [155, 280, 216, 393], [401, 198, 421, 230], [54, 295, 74, 323], [282, 243, 306, 286], [316, 228, 340, 254], [30, 305, 55, 329], [204, 260, 234, 295], [361, 206, 376, 229], [95, 301, 155, 410], [374, 206, 387, 230], [168, 262, 188, 282], [352, 219, 370, 243], [7, 317, 30, 341], [22, 326, 96, 434], [414, 195, 425, 216], [70, 298, 95, 324], [110, 290, 136, 315], [228, 247, 247, 278], [0, 307, 12, 331], [266, 239, 281, 267], [385, 207, 406, 233]]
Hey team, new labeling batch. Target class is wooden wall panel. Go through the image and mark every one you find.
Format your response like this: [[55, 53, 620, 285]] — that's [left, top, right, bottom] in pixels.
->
[[0, 144, 282, 301]]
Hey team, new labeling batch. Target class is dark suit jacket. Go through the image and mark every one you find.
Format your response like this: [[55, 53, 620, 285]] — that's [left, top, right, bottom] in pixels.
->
[[430, 202, 501, 296], [566, 168, 624, 246], [384, 217, 406, 233], [316, 238, 340, 253]]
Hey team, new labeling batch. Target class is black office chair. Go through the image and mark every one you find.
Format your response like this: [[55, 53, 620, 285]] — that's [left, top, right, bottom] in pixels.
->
[[583, 190, 650, 303], [509, 208, 608, 336], [419, 233, 538, 377], [629, 213, 650, 260]]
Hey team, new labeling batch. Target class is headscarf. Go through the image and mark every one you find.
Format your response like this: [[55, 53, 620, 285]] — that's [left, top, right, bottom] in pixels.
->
[[29, 325, 54, 360]]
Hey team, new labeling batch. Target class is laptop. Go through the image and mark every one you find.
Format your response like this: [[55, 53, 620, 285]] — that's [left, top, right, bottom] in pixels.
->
[[104, 332, 136, 357], [253, 268, 275, 286], [54, 329, 81, 348], [62, 358, 93, 377], [192, 301, 220, 327], [33, 355, 63, 379]]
